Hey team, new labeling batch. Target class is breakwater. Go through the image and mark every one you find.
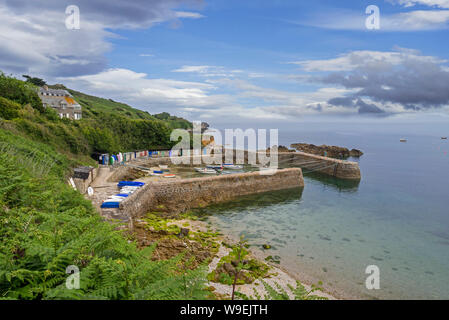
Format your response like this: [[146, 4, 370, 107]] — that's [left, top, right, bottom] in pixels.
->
[[276, 152, 361, 180], [133, 150, 361, 180], [119, 168, 304, 222]]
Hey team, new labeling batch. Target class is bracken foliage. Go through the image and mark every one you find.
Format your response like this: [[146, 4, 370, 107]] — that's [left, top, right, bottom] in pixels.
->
[[0, 73, 191, 159], [0, 120, 207, 301]]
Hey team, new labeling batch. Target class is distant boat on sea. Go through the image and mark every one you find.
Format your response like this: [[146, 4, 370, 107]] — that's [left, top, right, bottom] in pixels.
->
[[442, 137, 448, 140], [400, 138, 407, 142]]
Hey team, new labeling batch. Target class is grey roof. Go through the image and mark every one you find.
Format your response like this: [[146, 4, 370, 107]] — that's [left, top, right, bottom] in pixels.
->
[[38, 87, 70, 96]]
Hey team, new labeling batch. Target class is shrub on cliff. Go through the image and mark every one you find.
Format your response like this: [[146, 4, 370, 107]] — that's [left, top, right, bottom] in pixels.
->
[[0, 73, 43, 113], [0, 129, 208, 300], [0, 96, 20, 120]]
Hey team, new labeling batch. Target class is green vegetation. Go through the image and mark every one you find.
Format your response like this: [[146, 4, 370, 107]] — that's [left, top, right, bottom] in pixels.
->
[[153, 112, 192, 130], [0, 73, 192, 159], [0, 73, 208, 300], [207, 241, 271, 286], [0, 129, 207, 300], [0, 73, 43, 113], [22, 75, 46, 87], [0, 72, 323, 301], [235, 280, 327, 300], [142, 213, 220, 254]]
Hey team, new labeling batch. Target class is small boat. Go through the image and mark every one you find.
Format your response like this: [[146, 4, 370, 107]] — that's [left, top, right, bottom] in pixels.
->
[[221, 170, 244, 175], [206, 165, 223, 170], [105, 196, 126, 202], [195, 167, 218, 174], [120, 186, 139, 193], [115, 194, 129, 197], [101, 201, 120, 209], [442, 137, 448, 140], [400, 138, 407, 143], [117, 181, 145, 187], [159, 165, 168, 169], [223, 164, 243, 170], [150, 170, 163, 176], [163, 174, 176, 178]]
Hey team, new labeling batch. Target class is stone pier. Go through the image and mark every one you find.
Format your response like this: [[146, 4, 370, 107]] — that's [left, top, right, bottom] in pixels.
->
[[131, 150, 361, 180], [118, 168, 304, 221]]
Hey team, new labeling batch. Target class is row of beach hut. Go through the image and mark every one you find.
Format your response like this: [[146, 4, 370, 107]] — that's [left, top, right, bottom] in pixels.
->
[[98, 150, 181, 165]]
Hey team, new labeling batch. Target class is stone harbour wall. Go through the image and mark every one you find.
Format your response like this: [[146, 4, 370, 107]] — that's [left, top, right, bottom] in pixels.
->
[[130, 149, 361, 180], [276, 152, 361, 180], [119, 168, 304, 220]]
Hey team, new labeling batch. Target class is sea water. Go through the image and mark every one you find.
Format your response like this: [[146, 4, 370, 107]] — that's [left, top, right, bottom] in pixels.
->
[[194, 123, 449, 299]]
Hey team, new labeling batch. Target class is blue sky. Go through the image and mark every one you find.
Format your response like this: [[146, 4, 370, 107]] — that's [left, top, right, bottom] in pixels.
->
[[1, 0, 449, 127]]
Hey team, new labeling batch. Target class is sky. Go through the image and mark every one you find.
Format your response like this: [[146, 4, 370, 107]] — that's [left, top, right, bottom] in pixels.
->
[[1, 0, 449, 128]]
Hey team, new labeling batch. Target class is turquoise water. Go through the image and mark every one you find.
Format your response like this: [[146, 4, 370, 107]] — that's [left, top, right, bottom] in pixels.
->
[[194, 125, 449, 299]]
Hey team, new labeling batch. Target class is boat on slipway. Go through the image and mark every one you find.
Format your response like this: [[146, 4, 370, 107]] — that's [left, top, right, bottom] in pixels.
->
[[223, 164, 243, 170], [195, 167, 219, 174]]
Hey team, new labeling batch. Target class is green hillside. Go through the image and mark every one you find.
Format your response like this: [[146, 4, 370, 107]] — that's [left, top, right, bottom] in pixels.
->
[[0, 129, 206, 300], [0, 73, 192, 160], [0, 73, 206, 300]]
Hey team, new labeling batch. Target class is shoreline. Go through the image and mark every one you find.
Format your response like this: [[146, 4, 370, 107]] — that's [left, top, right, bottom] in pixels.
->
[[89, 159, 350, 300], [211, 224, 344, 300], [164, 215, 339, 300]]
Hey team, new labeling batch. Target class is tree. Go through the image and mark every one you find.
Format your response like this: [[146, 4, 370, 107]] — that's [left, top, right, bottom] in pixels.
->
[[23, 75, 47, 87]]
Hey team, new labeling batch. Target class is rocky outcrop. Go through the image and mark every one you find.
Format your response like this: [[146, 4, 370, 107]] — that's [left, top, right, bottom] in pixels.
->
[[266, 145, 295, 153], [290, 143, 363, 159]]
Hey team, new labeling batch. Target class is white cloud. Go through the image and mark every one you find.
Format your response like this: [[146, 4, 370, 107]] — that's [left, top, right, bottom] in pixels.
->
[[172, 65, 244, 78], [386, 9, 449, 30], [292, 48, 449, 114], [59, 67, 368, 124], [174, 11, 205, 19], [0, 0, 204, 77], [62, 68, 220, 107], [295, 8, 449, 31], [291, 49, 446, 72], [389, 0, 449, 8], [0, 6, 112, 76]]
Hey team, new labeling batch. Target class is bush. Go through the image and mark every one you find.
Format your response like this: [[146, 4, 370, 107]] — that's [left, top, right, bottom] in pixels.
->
[[0, 73, 44, 113], [0, 129, 208, 300], [0, 96, 20, 120]]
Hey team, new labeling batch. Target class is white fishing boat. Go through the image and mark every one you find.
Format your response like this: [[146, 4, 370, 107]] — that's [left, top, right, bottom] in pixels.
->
[[206, 165, 224, 172], [223, 164, 243, 170], [195, 167, 218, 174], [105, 196, 126, 202], [159, 165, 169, 170]]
